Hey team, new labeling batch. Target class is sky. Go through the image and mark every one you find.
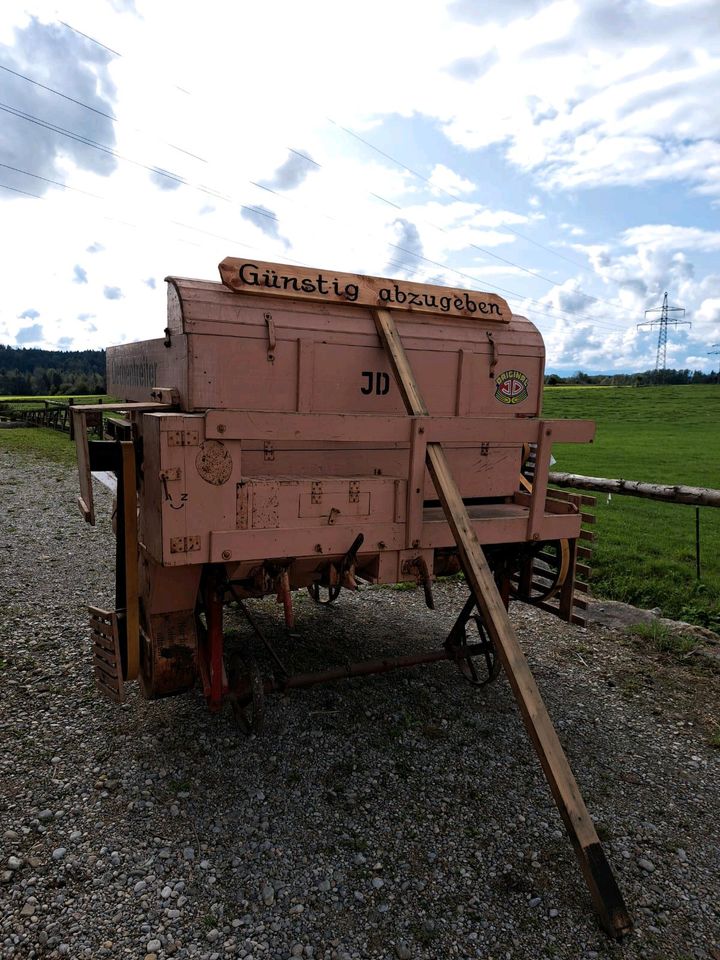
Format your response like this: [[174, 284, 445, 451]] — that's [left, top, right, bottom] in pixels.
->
[[0, 0, 719, 374]]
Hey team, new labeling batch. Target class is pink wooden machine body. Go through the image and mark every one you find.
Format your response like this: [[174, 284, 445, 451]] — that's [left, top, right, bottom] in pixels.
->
[[73, 258, 594, 709], [72, 260, 636, 939]]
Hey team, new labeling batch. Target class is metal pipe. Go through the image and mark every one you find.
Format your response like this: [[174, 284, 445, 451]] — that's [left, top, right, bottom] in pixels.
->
[[266, 643, 487, 694]]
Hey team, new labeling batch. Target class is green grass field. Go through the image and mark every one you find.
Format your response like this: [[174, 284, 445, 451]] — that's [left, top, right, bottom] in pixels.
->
[[544, 385, 720, 632]]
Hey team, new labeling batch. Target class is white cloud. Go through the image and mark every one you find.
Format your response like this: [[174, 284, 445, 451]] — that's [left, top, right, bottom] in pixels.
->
[[428, 163, 475, 196]]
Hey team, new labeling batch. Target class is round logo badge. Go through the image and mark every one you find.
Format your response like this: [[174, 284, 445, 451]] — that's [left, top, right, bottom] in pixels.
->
[[495, 369, 529, 405]]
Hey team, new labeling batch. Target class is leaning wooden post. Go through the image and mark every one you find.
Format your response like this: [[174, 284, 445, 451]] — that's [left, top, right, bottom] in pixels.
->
[[372, 307, 632, 938]]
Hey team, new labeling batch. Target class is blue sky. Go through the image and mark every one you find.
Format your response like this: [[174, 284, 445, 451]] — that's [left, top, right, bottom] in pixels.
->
[[1, 0, 719, 373]]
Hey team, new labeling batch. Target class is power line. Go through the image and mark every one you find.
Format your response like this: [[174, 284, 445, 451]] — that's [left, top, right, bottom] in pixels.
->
[[50, 16, 636, 324], [329, 117, 591, 271], [23, 17, 640, 331], [58, 20, 121, 57], [52, 13, 644, 327], [0, 61, 208, 163], [327, 117, 636, 318]]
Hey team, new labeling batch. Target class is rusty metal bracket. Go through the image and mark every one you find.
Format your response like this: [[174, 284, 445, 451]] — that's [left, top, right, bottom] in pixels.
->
[[401, 556, 435, 609], [264, 312, 276, 362], [486, 330, 498, 378]]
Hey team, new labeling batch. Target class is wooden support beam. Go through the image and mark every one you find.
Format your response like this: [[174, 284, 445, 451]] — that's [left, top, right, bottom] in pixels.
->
[[372, 307, 631, 938]]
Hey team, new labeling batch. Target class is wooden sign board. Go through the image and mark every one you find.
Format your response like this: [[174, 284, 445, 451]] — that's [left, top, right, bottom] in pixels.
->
[[218, 257, 511, 323]]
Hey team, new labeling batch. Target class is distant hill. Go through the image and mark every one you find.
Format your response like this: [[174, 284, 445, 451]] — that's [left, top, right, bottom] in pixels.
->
[[0, 345, 106, 396]]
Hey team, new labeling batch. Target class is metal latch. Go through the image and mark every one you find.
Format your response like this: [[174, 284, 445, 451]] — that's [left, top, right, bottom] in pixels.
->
[[486, 331, 498, 378], [264, 312, 276, 363]]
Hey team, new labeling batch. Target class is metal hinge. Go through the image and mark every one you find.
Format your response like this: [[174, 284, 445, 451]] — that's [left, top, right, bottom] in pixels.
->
[[349, 481, 360, 503], [263, 441, 275, 461], [170, 536, 201, 554], [311, 481, 323, 504], [167, 430, 199, 447], [159, 468, 181, 481]]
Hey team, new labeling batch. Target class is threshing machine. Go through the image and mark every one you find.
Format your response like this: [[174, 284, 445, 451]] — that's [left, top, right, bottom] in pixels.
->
[[72, 258, 631, 937]]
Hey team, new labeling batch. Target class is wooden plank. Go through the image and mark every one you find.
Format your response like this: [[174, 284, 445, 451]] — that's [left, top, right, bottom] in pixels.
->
[[372, 307, 631, 938], [527, 422, 552, 540], [120, 443, 140, 681], [296, 338, 314, 413], [219, 257, 512, 322], [455, 349, 471, 415], [72, 409, 95, 526], [406, 419, 427, 548], [204, 409, 594, 445]]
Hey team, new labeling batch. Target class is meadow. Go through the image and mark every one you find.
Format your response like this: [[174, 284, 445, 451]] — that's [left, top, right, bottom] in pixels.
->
[[544, 384, 720, 632]]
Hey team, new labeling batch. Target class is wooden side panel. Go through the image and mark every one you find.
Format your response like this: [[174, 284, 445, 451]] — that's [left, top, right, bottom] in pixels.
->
[[107, 337, 189, 406]]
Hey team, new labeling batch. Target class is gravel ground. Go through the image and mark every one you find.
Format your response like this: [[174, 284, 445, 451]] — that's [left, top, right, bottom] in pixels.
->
[[1, 447, 719, 960]]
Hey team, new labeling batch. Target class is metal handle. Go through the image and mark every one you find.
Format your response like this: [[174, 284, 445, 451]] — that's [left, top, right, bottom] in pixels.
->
[[264, 312, 276, 362]]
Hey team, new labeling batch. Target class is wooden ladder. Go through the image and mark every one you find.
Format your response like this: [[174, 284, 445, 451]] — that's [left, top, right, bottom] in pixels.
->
[[373, 307, 632, 938]]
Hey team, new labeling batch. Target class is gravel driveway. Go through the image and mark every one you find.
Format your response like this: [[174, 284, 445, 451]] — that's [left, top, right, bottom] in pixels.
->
[[1, 447, 719, 960]]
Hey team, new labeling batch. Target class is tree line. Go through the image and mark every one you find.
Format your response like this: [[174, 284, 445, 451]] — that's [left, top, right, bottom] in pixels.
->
[[545, 368, 719, 386], [0, 345, 106, 396]]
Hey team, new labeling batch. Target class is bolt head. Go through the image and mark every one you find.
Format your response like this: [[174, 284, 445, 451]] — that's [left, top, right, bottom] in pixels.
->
[[217, 424, 226, 434], [221, 550, 232, 560]]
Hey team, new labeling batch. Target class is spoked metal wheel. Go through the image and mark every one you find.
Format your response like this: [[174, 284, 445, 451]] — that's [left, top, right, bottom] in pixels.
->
[[307, 583, 341, 606], [508, 539, 571, 604], [227, 651, 265, 736], [452, 614, 502, 687], [445, 593, 502, 687]]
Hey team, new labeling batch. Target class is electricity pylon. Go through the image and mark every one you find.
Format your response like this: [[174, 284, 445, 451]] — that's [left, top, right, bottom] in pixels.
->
[[637, 292, 689, 371]]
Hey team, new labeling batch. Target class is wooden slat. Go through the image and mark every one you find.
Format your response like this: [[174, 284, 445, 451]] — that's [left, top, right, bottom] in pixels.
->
[[581, 512, 596, 524], [574, 580, 589, 594], [88, 608, 124, 703], [577, 546, 593, 560], [120, 443, 140, 681], [372, 306, 631, 939], [577, 563, 592, 579], [579, 529, 595, 542]]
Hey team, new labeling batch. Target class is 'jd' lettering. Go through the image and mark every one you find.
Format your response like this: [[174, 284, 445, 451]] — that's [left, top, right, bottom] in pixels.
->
[[361, 371, 390, 395]]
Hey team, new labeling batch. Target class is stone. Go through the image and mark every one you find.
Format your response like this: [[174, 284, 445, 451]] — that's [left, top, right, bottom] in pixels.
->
[[7, 856, 21, 871], [638, 858, 655, 873], [396, 943, 412, 960], [147, 940, 161, 952], [52, 848, 66, 860]]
